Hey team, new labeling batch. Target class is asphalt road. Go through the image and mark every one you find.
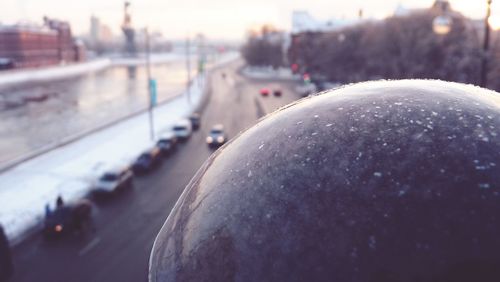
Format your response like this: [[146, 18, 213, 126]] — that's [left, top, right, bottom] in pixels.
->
[[10, 60, 301, 282]]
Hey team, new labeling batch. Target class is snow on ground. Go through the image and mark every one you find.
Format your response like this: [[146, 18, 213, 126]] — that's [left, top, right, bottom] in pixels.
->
[[0, 59, 111, 87], [0, 52, 239, 88], [111, 52, 186, 66], [213, 52, 240, 66], [0, 73, 208, 242], [0, 52, 239, 242], [241, 66, 300, 80]]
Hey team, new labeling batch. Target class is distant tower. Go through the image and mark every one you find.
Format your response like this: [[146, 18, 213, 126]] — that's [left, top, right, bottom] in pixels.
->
[[90, 15, 100, 46], [122, 1, 136, 56]]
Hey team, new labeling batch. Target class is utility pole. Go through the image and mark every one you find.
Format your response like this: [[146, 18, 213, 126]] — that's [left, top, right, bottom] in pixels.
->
[[197, 34, 206, 88], [480, 0, 492, 88], [145, 27, 155, 141], [186, 36, 192, 105]]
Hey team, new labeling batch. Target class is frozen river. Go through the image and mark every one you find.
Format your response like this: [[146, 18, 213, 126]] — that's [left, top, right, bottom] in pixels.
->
[[0, 59, 193, 168]]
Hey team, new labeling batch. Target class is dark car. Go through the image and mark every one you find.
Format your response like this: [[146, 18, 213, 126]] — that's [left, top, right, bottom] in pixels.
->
[[206, 124, 227, 148], [43, 200, 93, 238], [260, 88, 270, 96], [132, 147, 162, 173], [156, 133, 177, 156], [189, 113, 201, 130], [273, 89, 282, 96]]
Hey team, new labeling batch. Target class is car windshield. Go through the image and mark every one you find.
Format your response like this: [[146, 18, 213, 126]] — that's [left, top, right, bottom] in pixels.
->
[[158, 140, 171, 145], [100, 173, 118, 181], [211, 129, 223, 134], [173, 126, 186, 131]]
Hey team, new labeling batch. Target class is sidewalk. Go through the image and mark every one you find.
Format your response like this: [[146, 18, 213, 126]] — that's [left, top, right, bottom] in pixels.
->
[[0, 52, 238, 243], [0, 52, 234, 242]]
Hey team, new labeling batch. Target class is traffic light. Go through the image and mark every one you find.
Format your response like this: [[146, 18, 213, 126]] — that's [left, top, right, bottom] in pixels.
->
[[303, 73, 311, 84]]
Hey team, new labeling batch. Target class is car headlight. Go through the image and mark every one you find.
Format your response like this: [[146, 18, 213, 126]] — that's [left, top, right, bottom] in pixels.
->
[[206, 136, 213, 143], [217, 136, 225, 143]]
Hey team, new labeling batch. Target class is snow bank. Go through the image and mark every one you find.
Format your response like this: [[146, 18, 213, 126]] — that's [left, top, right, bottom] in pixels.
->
[[111, 52, 185, 66], [0, 51, 238, 88], [212, 52, 240, 66], [0, 52, 238, 242], [0, 59, 111, 87], [241, 66, 300, 80], [0, 76, 206, 242]]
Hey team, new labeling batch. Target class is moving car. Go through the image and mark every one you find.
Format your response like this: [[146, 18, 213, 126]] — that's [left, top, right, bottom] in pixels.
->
[[93, 166, 133, 194], [132, 147, 162, 173], [172, 119, 193, 141], [206, 124, 227, 148], [189, 113, 201, 130], [156, 132, 177, 156], [273, 89, 282, 96], [260, 88, 270, 96]]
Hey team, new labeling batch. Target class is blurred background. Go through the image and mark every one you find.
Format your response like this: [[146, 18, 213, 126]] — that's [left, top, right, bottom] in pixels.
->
[[0, 0, 498, 281]]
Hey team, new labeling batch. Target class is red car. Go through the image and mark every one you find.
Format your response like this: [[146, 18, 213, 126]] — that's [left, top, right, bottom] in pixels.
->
[[260, 88, 270, 96]]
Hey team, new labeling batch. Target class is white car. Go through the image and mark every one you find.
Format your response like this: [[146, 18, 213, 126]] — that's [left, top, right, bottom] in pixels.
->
[[172, 119, 193, 140], [94, 167, 133, 193]]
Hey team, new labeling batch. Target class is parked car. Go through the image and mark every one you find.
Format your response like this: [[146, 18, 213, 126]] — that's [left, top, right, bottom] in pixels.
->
[[206, 124, 227, 148], [156, 132, 178, 156], [260, 88, 270, 96], [132, 147, 162, 173], [172, 119, 193, 141], [93, 166, 133, 194], [189, 113, 201, 130], [273, 89, 282, 96], [43, 199, 93, 238]]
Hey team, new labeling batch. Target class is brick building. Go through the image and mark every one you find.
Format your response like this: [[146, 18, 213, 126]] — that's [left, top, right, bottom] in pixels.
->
[[0, 17, 85, 70]]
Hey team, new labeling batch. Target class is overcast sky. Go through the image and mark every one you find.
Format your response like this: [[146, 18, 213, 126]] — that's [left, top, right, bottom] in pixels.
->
[[1, 0, 499, 40]]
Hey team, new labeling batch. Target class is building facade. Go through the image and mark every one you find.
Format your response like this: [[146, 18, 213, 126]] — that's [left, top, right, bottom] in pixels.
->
[[0, 17, 85, 70]]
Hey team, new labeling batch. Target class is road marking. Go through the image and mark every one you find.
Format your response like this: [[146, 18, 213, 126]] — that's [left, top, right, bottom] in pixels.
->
[[78, 237, 101, 256]]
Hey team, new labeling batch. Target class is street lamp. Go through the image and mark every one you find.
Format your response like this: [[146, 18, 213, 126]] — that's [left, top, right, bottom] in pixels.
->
[[433, 15, 452, 35], [432, 0, 493, 88], [480, 0, 493, 88], [145, 27, 155, 141], [432, 0, 452, 35]]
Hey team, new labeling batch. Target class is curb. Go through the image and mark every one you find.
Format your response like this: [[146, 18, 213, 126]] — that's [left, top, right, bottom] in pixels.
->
[[6, 56, 239, 246], [0, 91, 184, 174]]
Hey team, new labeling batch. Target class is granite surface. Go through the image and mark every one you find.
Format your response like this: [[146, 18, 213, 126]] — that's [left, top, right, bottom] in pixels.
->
[[149, 80, 500, 282]]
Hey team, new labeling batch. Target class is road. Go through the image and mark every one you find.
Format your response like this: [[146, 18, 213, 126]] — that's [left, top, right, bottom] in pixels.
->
[[0, 59, 191, 167], [10, 60, 301, 282]]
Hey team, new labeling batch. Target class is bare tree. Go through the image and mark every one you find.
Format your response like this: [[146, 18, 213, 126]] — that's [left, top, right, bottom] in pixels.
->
[[289, 9, 498, 91], [242, 26, 285, 68]]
